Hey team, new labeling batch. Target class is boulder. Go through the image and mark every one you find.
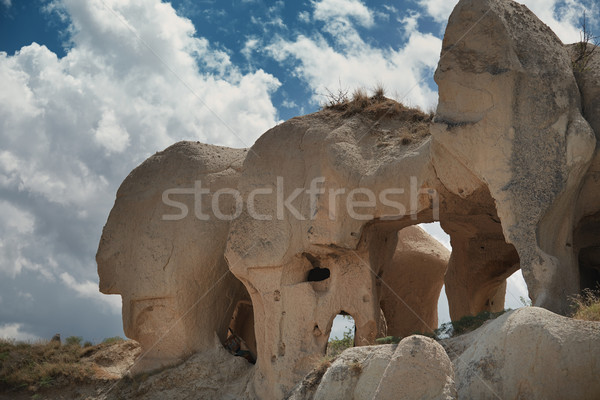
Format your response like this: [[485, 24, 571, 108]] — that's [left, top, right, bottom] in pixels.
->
[[449, 307, 600, 400], [97, 141, 249, 373], [287, 335, 456, 400]]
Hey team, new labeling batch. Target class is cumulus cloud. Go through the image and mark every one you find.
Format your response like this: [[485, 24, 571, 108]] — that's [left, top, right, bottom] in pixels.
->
[[266, 1, 441, 110], [1, 0, 11, 8], [0, 0, 280, 340]]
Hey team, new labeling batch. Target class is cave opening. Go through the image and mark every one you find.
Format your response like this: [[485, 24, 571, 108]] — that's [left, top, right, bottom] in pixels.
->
[[574, 212, 600, 293], [225, 298, 256, 364]]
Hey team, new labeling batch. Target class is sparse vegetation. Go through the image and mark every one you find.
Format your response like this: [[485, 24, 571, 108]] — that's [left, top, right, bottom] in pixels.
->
[[102, 336, 125, 344], [65, 336, 83, 347], [519, 296, 532, 307], [572, 12, 598, 73], [571, 288, 600, 322], [375, 335, 402, 345], [326, 324, 354, 358], [321, 83, 433, 122], [0, 339, 91, 392], [434, 310, 508, 338], [374, 310, 510, 345], [0, 337, 129, 393]]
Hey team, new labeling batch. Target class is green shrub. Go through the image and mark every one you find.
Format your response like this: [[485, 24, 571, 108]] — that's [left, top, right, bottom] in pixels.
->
[[102, 336, 124, 344], [327, 326, 354, 358], [64, 336, 83, 347], [434, 310, 508, 338], [375, 336, 402, 345]]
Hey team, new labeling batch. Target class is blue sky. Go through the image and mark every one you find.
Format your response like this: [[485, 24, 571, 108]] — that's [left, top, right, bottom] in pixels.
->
[[0, 0, 597, 343]]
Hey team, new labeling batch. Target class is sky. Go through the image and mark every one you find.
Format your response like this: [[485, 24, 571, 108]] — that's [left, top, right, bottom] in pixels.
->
[[0, 0, 597, 343]]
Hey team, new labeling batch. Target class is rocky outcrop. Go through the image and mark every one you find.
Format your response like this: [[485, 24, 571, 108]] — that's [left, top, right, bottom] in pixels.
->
[[446, 307, 600, 400], [569, 44, 600, 293], [97, 141, 250, 373], [432, 0, 596, 315], [224, 104, 439, 398], [288, 335, 456, 400], [95, 0, 600, 397], [379, 226, 450, 337]]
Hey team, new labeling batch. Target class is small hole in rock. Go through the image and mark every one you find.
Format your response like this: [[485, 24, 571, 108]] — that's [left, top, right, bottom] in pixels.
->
[[308, 267, 330, 282]]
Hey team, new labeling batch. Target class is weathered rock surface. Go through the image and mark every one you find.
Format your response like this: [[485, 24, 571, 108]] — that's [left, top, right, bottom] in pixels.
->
[[445, 307, 600, 400], [380, 226, 450, 337], [97, 141, 250, 373], [287, 335, 456, 400], [94, 0, 600, 397], [433, 0, 596, 314], [225, 104, 439, 398], [569, 43, 600, 293]]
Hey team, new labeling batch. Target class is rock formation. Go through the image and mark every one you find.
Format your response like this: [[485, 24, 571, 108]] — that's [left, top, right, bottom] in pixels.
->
[[96, 0, 600, 397], [288, 336, 456, 400], [445, 307, 600, 400], [432, 0, 596, 315], [97, 141, 251, 373], [379, 226, 450, 337], [569, 43, 600, 294]]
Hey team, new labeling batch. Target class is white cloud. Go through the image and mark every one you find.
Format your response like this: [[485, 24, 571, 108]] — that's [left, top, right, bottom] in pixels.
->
[[298, 11, 311, 23], [93, 109, 130, 154], [60, 272, 121, 314], [1, 0, 11, 8], [0, 0, 281, 339], [521, 0, 598, 43], [418, 0, 599, 44], [398, 11, 421, 39], [313, 0, 374, 28], [267, 26, 441, 110], [0, 200, 34, 235], [417, 0, 456, 24], [281, 99, 298, 108], [0, 323, 41, 342], [242, 37, 260, 60]]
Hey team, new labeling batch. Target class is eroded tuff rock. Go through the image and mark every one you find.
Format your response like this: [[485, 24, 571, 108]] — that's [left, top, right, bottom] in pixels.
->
[[224, 105, 440, 398], [287, 336, 456, 400], [569, 44, 600, 293], [96, 0, 600, 397], [433, 0, 597, 314], [380, 226, 450, 337], [97, 141, 250, 373], [445, 307, 600, 400]]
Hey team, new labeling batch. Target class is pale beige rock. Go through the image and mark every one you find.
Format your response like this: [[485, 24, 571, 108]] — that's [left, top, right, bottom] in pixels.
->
[[288, 336, 456, 400], [373, 336, 456, 400], [379, 226, 450, 336], [225, 106, 439, 399], [569, 44, 600, 292], [451, 307, 600, 400], [97, 141, 249, 373], [439, 186, 520, 320], [432, 0, 596, 314]]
